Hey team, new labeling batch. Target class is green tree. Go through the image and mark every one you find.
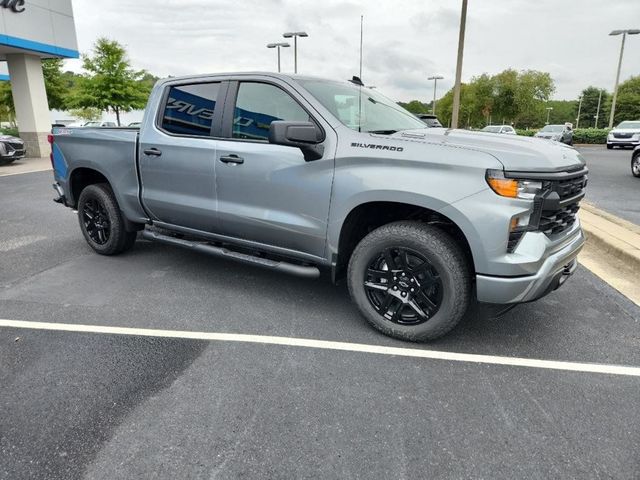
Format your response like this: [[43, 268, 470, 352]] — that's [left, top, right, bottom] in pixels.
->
[[397, 100, 431, 114], [613, 76, 640, 125], [577, 87, 610, 129], [0, 81, 14, 124], [42, 58, 69, 110], [72, 38, 150, 126]]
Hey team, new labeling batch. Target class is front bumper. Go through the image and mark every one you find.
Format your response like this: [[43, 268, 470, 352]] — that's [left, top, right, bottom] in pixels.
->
[[476, 226, 585, 304], [0, 149, 25, 160], [607, 138, 639, 147]]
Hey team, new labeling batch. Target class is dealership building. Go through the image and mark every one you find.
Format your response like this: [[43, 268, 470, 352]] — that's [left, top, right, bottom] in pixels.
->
[[0, 0, 78, 157]]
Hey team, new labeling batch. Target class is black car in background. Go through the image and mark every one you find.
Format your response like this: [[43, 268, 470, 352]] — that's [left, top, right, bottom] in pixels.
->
[[0, 134, 25, 166], [416, 113, 443, 128]]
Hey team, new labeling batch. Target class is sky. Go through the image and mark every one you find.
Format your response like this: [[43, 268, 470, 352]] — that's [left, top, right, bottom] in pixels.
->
[[65, 0, 640, 103]]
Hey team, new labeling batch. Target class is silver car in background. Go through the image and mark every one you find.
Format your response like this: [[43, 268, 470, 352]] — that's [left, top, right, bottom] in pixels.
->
[[482, 125, 516, 135], [535, 124, 574, 145]]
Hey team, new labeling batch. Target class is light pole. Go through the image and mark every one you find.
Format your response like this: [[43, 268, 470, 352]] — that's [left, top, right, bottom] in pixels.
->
[[594, 89, 603, 128], [608, 29, 640, 129], [428, 75, 444, 115], [575, 95, 582, 128], [266, 42, 290, 73], [450, 0, 468, 129], [545, 107, 553, 125], [283, 31, 308, 74]]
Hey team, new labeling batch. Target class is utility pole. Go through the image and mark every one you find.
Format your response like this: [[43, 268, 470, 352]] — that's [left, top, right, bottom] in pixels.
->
[[545, 107, 553, 125], [359, 15, 363, 80], [608, 29, 639, 128], [450, 0, 468, 129], [575, 95, 582, 128], [428, 75, 443, 114], [594, 89, 603, 128]]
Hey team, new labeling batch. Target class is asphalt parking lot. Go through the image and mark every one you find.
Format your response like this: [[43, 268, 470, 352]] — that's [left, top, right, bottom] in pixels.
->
[[577, 145, 640, 225], [1, 168, 639, 479]]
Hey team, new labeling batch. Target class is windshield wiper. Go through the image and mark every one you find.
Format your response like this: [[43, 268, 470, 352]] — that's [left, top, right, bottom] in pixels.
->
[[367, 129, 399, 135]]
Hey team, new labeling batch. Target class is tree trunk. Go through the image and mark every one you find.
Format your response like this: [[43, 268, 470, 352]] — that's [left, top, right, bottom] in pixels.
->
[[114, 107, 121, 126]]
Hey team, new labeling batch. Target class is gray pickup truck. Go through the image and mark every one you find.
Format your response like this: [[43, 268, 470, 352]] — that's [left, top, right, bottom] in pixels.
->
[[50, 73, 587, 341]]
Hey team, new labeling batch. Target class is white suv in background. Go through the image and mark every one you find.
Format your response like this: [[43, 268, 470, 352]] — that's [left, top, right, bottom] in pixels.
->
[[607, 121, 640, 149]]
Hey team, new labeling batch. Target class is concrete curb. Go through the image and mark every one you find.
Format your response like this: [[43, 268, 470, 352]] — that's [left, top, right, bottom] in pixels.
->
[[578, 203, 640, 305]]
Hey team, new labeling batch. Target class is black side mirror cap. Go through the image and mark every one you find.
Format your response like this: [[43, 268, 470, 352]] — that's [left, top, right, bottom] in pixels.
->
[[268, 121, 324, 161]]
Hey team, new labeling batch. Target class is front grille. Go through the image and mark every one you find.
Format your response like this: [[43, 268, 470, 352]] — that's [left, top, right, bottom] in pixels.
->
[[506, 167, 587, 252], [7, 142, 24, 150], [613, 132, 632, 139], [539, 203, 580, 236]]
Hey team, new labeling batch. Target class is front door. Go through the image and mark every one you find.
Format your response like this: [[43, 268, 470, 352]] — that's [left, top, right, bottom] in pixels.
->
[[214, 81, 334, 258], [139, 81, 223, 232]]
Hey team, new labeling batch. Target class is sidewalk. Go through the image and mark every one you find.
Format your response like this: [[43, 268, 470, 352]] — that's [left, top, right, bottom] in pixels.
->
[[579, 203, 640, 305], [0, 157, 51, 177]]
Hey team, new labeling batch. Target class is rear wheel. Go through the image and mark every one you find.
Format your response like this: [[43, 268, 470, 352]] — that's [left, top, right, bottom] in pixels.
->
[[632, 154, 640, 178], [77, 183, 137, 255], [347, 221, 471, 342]]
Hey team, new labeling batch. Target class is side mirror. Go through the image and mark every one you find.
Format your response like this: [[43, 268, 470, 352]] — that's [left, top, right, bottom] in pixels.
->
[[268, 121, 324, 161]]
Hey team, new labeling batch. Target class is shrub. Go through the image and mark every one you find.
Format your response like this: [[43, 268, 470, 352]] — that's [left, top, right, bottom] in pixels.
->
[[0, 127, 19, 137], [515, 129, 536, 137], [572, 128, 609, 144]]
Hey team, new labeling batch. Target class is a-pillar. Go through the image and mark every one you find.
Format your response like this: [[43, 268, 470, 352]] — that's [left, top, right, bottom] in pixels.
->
[[6, 53, 50, 158]]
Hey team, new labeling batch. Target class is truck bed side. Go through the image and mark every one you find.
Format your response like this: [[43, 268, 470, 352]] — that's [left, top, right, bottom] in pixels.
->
[[52, 127, 148, 223]]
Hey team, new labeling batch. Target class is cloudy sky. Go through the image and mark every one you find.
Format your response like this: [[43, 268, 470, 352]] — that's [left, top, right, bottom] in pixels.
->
[[67, 0, 639, 102]]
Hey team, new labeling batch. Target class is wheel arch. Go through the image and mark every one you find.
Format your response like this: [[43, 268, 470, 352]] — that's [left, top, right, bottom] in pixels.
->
[[332, 200, 475, 283]]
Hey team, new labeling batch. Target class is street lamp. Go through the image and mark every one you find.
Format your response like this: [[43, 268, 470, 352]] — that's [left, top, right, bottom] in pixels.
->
[[266, 42, 290, 73], [608, 29, 640, 128], [545, 107, 553, 125], [283, 31, 308, 74], [428, 75, 444, 115]]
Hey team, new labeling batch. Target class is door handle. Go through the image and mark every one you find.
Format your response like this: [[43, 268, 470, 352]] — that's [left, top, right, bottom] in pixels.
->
[[219, 154, 244, 165], [143, 148, 162, 157]]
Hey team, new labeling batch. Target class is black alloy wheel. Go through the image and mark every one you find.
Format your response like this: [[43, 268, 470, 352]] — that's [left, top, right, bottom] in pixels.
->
[[364, 247, 443, 325], [82, 198, 111, 245]]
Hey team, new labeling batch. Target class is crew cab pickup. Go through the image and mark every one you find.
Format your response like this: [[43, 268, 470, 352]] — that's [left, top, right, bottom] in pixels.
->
[[50, 73, 587, 341]]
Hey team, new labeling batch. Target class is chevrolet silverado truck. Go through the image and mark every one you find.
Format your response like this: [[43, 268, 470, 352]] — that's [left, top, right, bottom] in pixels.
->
[[49, 73, 587, 341]]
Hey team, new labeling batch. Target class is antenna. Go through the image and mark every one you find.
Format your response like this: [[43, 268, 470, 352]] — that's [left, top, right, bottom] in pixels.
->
[[359, 15, 363, 80]]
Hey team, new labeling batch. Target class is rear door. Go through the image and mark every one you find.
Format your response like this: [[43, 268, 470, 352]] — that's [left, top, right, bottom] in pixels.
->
[[213, 79, 335, 258], [139, 80, 225, 232]]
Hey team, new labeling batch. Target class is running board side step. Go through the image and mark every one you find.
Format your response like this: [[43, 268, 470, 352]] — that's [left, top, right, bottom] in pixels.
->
[[141, 230, 320, 279]]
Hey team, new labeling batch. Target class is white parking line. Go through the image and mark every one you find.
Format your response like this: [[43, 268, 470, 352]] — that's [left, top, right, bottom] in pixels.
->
[[2, 319, 639, 377], [0, 167, 51, 177]]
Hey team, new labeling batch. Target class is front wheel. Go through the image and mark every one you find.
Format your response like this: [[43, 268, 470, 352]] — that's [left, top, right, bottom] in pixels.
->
[[77, 183, 137, 255], [347, 221, 471, 342], [606, 144, 613, 150], [632, 155, 640, 178]]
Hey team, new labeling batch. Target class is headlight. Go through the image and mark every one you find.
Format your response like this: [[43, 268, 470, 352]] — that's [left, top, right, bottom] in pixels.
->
[[632, 133, 640, 140], [486, 169, 543, 199], [608, 133, 614, 139]]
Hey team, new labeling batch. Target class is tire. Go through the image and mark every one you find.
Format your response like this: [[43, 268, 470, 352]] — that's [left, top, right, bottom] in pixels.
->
[[347, 221, 471, 342], [77, 183, 137, 255], [0, 157, 16, 166], [606, 144, 613, 150], [632, 154, 640, 178]]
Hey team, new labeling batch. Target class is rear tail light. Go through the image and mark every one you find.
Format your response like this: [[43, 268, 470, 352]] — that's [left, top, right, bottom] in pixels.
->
[[48, 134, 54, 168]]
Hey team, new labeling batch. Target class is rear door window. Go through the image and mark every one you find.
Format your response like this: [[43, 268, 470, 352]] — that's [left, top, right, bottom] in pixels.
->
[[160, 83, 220, 137]]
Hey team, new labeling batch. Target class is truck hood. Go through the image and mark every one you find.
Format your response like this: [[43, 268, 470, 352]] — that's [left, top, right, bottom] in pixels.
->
[[390, 128, 584, 172]]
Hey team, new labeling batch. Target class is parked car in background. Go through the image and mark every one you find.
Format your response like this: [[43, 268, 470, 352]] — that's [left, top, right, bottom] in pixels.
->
[[83, 121, 117, 127], [416, 114, 443, 128], [607, 120, 640, 149], [481, 125, 516, 135], [534, 124, 573, 145], [632, 146, 640, 178], [0, 134, 25, 166]]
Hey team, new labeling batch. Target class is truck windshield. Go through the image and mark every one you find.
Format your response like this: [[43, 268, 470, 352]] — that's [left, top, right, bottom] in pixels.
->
[[297, 79, 426, 134]]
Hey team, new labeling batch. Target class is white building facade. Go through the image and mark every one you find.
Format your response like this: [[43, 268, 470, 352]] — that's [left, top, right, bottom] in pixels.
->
[[0, 0, 78, 157]]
